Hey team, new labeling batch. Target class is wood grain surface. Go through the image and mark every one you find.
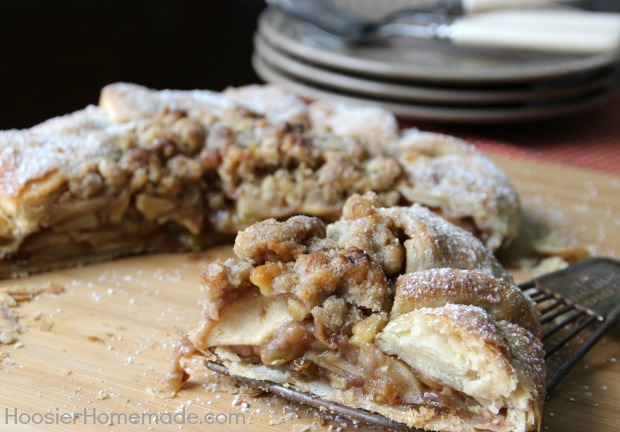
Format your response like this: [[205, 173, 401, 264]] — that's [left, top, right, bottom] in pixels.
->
[[1, 155, 619, 432]]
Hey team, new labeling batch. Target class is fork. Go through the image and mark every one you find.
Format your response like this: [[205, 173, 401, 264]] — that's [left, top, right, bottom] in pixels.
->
[[266, 0, 620, 53]]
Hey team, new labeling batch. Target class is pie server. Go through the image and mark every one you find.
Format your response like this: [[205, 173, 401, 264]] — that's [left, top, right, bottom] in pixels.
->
[[267, 0, 620, 53], [207, 257, 620, 430]]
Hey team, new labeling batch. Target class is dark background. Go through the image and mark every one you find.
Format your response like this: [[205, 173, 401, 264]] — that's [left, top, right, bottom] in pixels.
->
[[1, 0, 618, 130], [0, 0, 267, 129]]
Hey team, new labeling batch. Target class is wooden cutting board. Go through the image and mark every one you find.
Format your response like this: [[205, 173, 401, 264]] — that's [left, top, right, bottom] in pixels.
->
[[1, 155, 619, 432]]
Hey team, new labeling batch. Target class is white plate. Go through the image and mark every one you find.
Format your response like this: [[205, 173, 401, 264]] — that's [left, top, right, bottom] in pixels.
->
[[253, 52, 617, 123], [260, 7, 620, 84], [255, 33, 617, 105]]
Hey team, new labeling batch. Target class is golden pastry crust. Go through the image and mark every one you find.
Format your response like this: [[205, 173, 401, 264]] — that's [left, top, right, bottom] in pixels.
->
[[393, 269, 540, 336], [392, 129, 520, 252], [181, 194, 544, 432], [377, 204, 509, 280], [307, 99, 400, 141], [377, 305, 517, 405], [100, 82, 230, 122]]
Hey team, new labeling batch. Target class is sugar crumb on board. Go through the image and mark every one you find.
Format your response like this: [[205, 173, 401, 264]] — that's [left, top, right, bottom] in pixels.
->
[[293, 423, 319, 432], [0, 281, 66, 345], [1, 281, 65, 304], [268, 412, 299, 426], [0, 305, 19, 344], [498, 192, 602, 280]]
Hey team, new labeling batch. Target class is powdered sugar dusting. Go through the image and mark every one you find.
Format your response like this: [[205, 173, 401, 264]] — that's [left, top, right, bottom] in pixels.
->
[[394, 268, 540, 336], [308, 100, 399, 140], [496, 321, 546, 402], [100, 82, 230, 122], [0, 129, 120, 198], [397, 152, 519, 252], [391, 128, 478, 156], [378, 204, 509, 281], [223, 84, 308, 124]]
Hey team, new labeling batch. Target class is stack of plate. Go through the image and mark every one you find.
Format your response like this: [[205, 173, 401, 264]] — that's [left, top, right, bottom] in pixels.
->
[[253, 5, 620, 123]]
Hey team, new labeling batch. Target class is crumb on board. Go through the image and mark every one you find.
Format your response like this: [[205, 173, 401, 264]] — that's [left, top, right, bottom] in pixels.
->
[[0, 305, 19, 344], [524, 256, 572, 278], [0, 282, 66, 345], [509, 228, 592, 279], [531, 230, 591, 264], [1, 281, 65, 304], [293, 423, 319, 432], [88, 336, 105, 344], [269, 412, 299, 426], [500, 205, 594, 279]]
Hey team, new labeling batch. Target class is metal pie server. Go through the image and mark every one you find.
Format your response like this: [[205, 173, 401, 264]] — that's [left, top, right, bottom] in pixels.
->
[[207, 257, 620, 430]]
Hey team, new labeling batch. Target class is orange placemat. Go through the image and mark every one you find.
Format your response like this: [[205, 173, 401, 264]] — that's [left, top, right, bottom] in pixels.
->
[[414, 91, 620, 176]]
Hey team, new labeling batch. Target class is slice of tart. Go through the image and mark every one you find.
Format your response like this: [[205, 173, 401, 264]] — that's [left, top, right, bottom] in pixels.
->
[[0, 106, 217, 276], [171, 193, 544, 432]]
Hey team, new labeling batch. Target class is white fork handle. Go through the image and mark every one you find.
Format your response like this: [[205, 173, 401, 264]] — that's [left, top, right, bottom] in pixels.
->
[[461, 0, 563, 14], [450, 10, 620, 53], [457, 10, 620, 32]]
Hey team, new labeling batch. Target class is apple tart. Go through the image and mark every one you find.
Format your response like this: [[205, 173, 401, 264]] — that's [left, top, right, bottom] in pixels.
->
[[171, 194, 544, 432], [102, 83, 519, 251], [0, 83, 518, 276]]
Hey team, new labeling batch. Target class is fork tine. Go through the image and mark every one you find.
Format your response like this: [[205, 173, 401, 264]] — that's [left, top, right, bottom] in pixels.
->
[[534, 293, 557, 303], [541, 303, 574, 324], [547, 303, 620, 392], [543, 310, 587, 339], [545, 314, 599, 357], [539, 299, 566, 315], [519, 280, 537, 290]]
